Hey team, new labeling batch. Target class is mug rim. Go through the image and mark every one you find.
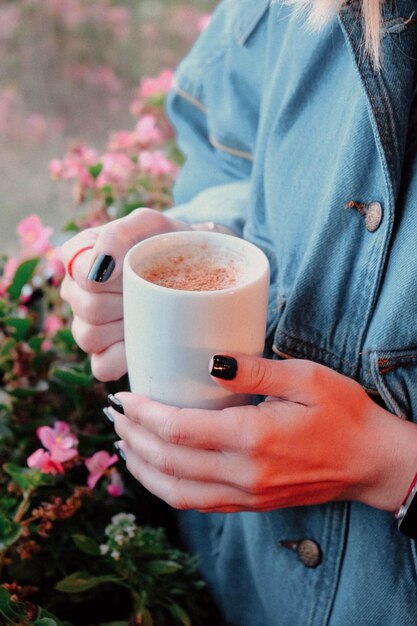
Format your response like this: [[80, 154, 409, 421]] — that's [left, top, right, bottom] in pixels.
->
[[123, 230, 270, 295]]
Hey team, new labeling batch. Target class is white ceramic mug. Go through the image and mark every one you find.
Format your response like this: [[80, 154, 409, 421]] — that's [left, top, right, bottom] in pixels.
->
[[123, 230, 269, 409]]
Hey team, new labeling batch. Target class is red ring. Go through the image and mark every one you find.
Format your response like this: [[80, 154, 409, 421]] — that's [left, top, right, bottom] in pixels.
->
[[67, 245, 94, 279]]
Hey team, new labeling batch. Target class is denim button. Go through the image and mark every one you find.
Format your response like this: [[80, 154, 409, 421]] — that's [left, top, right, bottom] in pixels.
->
[[279, 539, 322, 568], [297, 539, 322, 568], [365, 201, 382, 232]]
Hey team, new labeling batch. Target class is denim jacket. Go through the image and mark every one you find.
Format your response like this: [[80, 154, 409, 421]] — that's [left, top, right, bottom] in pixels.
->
[[165, 1, 417, 624]]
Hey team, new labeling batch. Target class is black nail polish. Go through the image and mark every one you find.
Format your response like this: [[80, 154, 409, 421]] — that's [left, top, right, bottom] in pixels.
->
[[102, 406, 115, 426], [107, 394, 124, 414], [210, 355, 238, 380], [87, 254, 115, 283], [114, 441, 126, 462]]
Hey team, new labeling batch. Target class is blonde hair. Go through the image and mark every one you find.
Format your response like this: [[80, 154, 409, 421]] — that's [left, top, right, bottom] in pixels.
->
[[285, 0, 383, 69]]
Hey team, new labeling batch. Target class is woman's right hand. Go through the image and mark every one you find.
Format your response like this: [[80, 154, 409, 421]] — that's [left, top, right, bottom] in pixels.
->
[[60, 208, 190, 382]]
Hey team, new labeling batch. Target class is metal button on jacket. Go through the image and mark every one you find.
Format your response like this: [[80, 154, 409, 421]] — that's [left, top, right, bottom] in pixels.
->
[[279, 539, 322, 568], [365, 201, 382, 232]]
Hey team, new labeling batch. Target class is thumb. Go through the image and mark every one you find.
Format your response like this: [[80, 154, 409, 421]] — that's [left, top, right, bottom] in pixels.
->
[[209, 352, 310, 403]]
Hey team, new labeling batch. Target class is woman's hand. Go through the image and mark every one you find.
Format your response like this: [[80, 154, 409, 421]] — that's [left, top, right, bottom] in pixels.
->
[[60, 208, 190, 381], [108, 353, 417, 513]]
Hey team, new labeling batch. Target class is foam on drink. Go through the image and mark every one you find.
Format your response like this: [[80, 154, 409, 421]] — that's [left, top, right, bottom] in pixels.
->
[[138, 242, 243, 291]]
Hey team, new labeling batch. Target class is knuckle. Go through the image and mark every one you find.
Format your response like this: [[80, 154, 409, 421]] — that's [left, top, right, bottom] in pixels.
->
[[82, 296, 106, 325], [71, 318, 98, 353], [162, 414, 185, 446], [154, 446, 176, 477], [250, 359, 276, 392], [300, 360, 324, 388]]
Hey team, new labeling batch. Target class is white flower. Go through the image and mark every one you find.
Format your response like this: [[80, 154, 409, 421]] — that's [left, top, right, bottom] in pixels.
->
[[111, 549, 120, 560], [99, 544, 109, 555]]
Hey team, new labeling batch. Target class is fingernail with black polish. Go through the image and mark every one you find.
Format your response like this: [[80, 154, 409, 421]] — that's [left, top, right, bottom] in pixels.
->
[[210, 355, 238, 380], [107, 394, 124, 414], [87, 254, 115, 283], [102, 406, 115, 426], [114, 441, 126, 462]]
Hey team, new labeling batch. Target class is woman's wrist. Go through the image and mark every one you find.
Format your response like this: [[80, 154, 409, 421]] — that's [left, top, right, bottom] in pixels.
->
[[355, 403, 417, 512]]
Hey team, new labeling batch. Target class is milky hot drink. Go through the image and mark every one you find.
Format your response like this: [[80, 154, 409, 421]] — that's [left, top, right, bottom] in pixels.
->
[[124, 231, 269, 409], [138, 243, 244, 291]]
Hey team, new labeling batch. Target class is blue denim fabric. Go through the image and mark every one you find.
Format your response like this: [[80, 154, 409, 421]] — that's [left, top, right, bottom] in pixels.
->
[[165, 1, 417, 623]]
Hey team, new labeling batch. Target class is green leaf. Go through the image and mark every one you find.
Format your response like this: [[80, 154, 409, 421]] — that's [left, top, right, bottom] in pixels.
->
[[51, 366, 91, 388], [0, 337, 15, 356], [72, 533, 101, 556], [55, 571, 123, 593], [6, 257, 39, 301], [54, 327, 77, 351], [34, 619, 60, 626], [147, 560, 183, 575], [29, 335, 45, 352], [3, 463, 54, 491], [89, 163, 103, 179], [166, 602, 192, 626], [0, 516, 22, 550], [5, 317, 30, 340], [62, 219, 80, 233], [0, 586, 24, 622]]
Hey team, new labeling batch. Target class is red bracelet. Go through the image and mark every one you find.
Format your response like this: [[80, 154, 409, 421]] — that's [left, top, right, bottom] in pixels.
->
[[67, 246, 94, 279], [395, 471, 417, 519]]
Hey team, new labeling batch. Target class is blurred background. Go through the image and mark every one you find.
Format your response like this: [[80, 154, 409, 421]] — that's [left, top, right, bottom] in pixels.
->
[[0, 0, 216, 253]]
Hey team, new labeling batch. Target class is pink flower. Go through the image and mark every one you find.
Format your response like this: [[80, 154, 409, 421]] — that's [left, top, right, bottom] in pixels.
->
[[108, 131, 139, 153], [17, 215, 53, 256], [44, 246, 66, 283], [49, 158, 63, 179], [138, 69, 173, 100], [106, 468, 124, 497], [27, 449, 64, 475], [96, 152, 135, 188], [36, 421, 79, 463], [139, 150, 176, 176], [85, 450, 118, 489], [198, 13, 212, 32], [43, 313, 64, 336], [135, 115, 163, 146]]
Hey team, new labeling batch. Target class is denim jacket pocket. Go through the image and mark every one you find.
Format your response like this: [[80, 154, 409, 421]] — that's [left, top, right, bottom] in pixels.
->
[[370, 349, 417, 420]]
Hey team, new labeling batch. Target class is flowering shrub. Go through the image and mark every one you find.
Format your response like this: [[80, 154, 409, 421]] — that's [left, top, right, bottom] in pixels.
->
[[0, 70, 212, 625]]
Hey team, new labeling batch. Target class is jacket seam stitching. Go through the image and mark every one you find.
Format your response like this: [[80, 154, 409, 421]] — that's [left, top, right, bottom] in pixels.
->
[[172, 80, 207, 114], [208, 134, 254, 161]]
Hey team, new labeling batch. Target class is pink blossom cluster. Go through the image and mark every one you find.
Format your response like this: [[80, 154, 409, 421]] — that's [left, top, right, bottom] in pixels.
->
[[49, 71, 178, 206], [27, 420, 124, 496], [0, 214, 65, 298], [27, 421, 79, 475]]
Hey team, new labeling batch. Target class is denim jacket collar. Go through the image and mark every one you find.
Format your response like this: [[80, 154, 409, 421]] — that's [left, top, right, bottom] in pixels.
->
[[338, 0, 417, 200]]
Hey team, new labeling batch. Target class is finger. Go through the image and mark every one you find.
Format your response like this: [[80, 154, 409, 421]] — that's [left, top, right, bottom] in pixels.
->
[[90, 342, 127, 381], [114, 392, 261, 452], [60, 279, 123, 325], [118, 440, 252, 511], [112, 412, 232, 484], [209, 353, 325, 403], [71, 317, 124, 355], [82, 208, 188, 287]]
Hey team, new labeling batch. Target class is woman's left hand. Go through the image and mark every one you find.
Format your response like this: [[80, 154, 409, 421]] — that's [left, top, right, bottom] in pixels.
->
[[109, 353, 417, 513]]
